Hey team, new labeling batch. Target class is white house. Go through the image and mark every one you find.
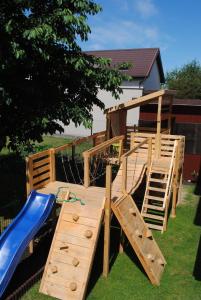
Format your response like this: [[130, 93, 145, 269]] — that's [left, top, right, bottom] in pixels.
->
[[62, 48, 165, 136]]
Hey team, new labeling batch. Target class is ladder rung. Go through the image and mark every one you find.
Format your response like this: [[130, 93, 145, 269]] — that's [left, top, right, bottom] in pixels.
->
[[143, 204, 164, 211], [151, 169, 168, 174], [149, 178, 167, 183], [146, 223, 163, 231], [148, 187, 166, 192], [142, 213, 164, 221], [145, 195, 164, 202]]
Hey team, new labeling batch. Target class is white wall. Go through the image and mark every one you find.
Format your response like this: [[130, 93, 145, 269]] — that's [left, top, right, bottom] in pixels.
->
[[59, 62, 161, 136], [143, 61, 161, 91]]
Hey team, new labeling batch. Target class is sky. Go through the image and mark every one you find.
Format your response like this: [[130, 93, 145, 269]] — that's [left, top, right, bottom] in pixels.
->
[[80, 0, 201, 73]]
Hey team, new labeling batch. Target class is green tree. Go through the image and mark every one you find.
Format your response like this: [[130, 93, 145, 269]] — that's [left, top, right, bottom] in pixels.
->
[[166, 60, 201, 99], [0, 0, 129, 151]]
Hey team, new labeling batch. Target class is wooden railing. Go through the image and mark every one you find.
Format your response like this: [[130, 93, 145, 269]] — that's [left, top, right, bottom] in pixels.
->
[[83, 135, 125, 187], [26, 131, 106, 194], [26, 149, 55, 195], [120, 137, 152, 193]]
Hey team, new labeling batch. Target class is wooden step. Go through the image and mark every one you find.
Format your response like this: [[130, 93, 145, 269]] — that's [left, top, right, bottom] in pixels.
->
[[151, 169, 168, 174], [145, 195, 164, 202], [149, 178, 167, 183], [146, 223, 163, 231], [148, 187, 166, 192], [143, 204, 164, 211], [142, 213, 164, 221]]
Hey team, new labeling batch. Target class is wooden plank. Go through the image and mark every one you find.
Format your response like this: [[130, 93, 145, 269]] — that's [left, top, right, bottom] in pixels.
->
[[143, 204, 164, 211], [62, 213, 97, 228], [146, 223, 163, 231], [31, 149, 50, 160], [105, 89, 176, 114], [33, 165, 50, 177], [103, 165, 112, 278], [33, 158, 50, 169], [142, 213, 164, 221], [145, 195, 164, 201], [33, 178, 51, 190], [33, 172, 50, 185]]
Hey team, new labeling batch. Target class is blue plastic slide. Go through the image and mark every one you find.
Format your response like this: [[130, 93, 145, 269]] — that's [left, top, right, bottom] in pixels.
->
[[0, 190, 55, 297]]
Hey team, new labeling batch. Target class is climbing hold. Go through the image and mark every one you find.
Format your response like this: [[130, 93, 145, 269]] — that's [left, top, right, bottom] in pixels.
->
[[72, 257, 79, 267], [147, 253, 155, 262], [129, 207, 136, 216], [145, 229, 152, 238], [72, 214, 79, 222], [85, 230, 93, 239], [70, 282, 77, 291], [60, 245, 69, 252], [157, 258, 165, 266], [51, 266, 58, 274], [135, 229, 142, 238]]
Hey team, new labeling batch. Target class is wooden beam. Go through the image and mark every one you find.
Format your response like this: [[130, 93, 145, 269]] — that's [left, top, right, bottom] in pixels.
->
[[155, 95, 162, 158], [104, 89, 176, 114], [50, 148, 56, 182], [83, 154, 90, 188], [103, 165, 112, 278]]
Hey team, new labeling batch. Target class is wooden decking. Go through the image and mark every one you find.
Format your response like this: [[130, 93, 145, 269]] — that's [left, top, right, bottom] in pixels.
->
[[38, 181, 105, 210]]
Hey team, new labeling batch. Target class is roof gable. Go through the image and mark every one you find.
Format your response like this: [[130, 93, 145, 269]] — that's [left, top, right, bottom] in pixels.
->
[[85, 48, 165, 83]]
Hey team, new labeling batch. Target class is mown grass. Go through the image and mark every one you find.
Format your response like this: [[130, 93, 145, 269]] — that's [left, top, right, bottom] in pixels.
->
[[21, 185, 201, 300]]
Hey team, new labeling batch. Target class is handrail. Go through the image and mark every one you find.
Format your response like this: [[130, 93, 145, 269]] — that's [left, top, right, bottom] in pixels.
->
[[83, 135, 125, 187], [120, 138, 148, 161], [162, 140, 178, 209], [83, 135, 124, 158], [54, 130, 106, 154]]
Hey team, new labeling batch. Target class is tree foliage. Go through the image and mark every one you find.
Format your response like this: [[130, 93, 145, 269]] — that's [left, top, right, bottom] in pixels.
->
[[166, 60, 201, 99], [0, 0, 129, 151]]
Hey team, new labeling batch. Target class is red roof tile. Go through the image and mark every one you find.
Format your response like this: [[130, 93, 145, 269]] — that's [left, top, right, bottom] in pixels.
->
[[85, 48, 165, 83]]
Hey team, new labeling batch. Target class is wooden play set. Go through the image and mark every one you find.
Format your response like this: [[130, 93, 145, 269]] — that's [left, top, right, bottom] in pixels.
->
[[25, 90, 185, 299]]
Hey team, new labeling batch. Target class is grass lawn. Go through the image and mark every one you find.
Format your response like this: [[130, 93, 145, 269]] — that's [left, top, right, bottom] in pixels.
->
[[1, 136, 201, 299], [21, 184, 201, 300]]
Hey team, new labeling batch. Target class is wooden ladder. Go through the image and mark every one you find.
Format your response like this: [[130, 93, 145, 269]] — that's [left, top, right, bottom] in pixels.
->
[[141, 141, 177, 232], [112, 194, 166, 285]]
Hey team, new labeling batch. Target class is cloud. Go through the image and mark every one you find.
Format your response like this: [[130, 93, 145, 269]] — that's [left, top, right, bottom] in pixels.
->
[[135, 0, 158, 18], [83, 20, 160, 50]]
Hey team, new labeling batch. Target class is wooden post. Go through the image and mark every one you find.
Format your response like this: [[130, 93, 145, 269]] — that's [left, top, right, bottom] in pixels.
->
[[106, 113, 111, 140], [147, 137, 152, 176], [119, 228, 126, 254], [122, 157, 127, 193], [168, 95, 173, 134], [118, 138, 124, 161], [84, 153, 90, 188], [155, 95, 162, 158], [26, 156, 33, 196], [71, 144, 75, 161], [50, 148, 56, 182], [171, 141, 180, 218], [103, 165, 112, 278]]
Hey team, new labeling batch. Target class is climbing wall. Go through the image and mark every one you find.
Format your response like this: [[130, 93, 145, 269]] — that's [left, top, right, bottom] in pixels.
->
[[40, 198, 104, 300], [112, 194, 166, 285]]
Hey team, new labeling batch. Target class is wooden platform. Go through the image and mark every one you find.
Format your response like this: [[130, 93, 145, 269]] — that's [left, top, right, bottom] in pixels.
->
[[39, 183, 105, 300], [38, 181, 105, 210]]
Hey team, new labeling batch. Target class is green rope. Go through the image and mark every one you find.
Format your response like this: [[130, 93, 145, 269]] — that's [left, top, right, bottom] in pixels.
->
[[55, 187, 85, 206]]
